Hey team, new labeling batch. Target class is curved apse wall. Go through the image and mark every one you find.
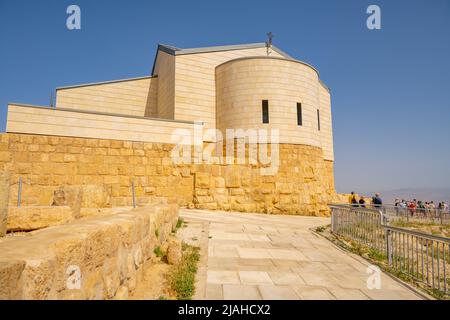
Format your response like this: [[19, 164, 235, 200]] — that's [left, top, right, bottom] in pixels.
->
[[215, 56, 333, 161]]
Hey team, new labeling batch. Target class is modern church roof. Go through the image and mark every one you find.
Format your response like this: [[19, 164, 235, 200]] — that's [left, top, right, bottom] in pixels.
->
[[156, 42, 293, 58], [151, 42, 293, 75], [153, 42, 330, 91]]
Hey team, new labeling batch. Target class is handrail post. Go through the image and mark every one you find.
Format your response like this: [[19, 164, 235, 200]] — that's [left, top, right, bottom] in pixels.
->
[[331, 208, 335, 233], [379, 209, 385, 225], [131, 179, 136, 208], [17, 177, 22, 207], [386, 228, 392, 266]]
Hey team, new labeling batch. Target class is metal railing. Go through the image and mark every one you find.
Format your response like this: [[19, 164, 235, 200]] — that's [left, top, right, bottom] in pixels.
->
[[331, 205, 386, 251], [386, 226, 449, 295], [330, 205, 449, 296], [330, 203, 450, 225], [384, 205, 450, 225]]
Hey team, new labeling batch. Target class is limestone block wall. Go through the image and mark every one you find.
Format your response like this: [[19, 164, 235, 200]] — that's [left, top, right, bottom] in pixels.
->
[[0, 132, 335, 216], [174, 47, 284, 131], [0, 133, 194, 208], [318, 83, 334, 161], [192, 144, 335, 216], [0, 204, 178, 300], [7, 206, 74, 232], [56, 77, 158, 117], [0, 171, 10, 236], [7, 104, 196, 145], [153, 51, 176, 119], [216, 57, 334, 161]]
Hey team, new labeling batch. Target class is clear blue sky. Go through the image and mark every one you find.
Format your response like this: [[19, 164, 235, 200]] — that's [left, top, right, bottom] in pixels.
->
[[1, 0, 449, 194]]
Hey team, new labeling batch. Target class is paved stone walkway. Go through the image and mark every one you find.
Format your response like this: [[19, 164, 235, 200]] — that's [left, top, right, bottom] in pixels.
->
[[178, 209, 425, 300]]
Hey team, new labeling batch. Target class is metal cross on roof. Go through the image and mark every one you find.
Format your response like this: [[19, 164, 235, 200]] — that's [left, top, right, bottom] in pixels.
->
[[266, 32, 274, 56]]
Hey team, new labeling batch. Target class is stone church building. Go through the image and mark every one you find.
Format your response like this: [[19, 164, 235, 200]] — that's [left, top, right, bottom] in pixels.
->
[[2, 42, 335, 216]]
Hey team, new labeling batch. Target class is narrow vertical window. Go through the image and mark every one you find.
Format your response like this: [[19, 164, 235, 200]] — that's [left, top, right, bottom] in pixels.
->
[[317, 109, 321, 131], [297, 103, 302, 126], [262, 100, 269, 124]]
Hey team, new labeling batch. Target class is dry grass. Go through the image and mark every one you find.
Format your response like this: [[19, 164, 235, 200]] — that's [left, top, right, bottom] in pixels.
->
[[391, 220, 450, 238], [168, 243, 200, 300]]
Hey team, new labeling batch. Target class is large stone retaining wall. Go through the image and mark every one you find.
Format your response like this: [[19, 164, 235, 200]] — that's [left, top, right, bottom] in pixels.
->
[[193, 143, 334, 216], [0, 133, 193, 208], [0, 133, 335, 216], [0, 204, 178, 300], [0, 171, 10, 236]]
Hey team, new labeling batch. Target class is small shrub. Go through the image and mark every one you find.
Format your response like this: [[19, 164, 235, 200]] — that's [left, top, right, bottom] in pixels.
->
[[368, 248, 387, 262], [316, 226, 326, 233], [172, 218, 185, 234], [176, 218, 184, 229], [169, 244, 200, 300], [154, 246, 165, 258]]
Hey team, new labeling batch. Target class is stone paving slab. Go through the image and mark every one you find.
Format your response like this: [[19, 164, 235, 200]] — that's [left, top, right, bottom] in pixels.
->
[[268, 272, 306, 285], [180, 209, 425, 300], [223, 284, 262, 300], [258, 285, 299, 300], [239, 271, 273, 285], [293, 285, 336, 300]]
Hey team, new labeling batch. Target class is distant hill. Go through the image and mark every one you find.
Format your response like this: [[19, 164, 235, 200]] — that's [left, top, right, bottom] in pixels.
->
[[371, 188, 450, 204]]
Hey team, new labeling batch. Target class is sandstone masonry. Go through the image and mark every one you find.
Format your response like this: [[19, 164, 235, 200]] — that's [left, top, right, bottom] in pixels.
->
[[0, 171, 10, 236], [0, 203, 178, 299], [3, 42, 336, 218], [0, 133, 334, 217]]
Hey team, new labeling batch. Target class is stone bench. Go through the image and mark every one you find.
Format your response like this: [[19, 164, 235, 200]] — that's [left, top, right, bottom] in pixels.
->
[[7, 206, 74, 232], [0, 204, 178, 300]]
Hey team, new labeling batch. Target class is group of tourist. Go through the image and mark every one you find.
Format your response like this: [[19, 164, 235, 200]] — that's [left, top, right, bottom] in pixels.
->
[[348, 192, 382, 208], [347, 192, 449, 216], [394, 199, 448, 212]]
